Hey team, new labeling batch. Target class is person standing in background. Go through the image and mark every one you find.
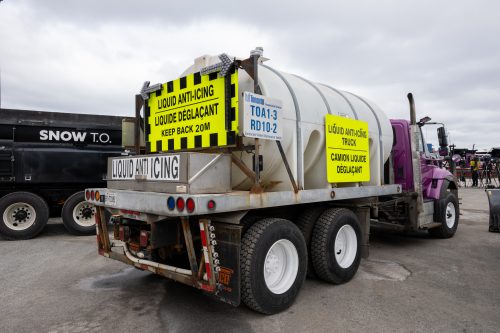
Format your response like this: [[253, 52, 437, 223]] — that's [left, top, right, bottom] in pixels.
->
[[471, 157, 479, 187], [485, 159, 493, 184]]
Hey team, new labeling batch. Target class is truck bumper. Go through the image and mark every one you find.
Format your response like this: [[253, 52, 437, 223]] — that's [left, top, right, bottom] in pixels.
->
[[94, 206, 242, 305]]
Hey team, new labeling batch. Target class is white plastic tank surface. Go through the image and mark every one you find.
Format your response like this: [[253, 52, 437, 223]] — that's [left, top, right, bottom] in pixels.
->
[[181, 55, 393, 191]]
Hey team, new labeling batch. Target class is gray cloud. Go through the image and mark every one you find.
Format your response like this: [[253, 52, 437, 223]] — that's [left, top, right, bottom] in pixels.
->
[[1, 0, 499, 149]]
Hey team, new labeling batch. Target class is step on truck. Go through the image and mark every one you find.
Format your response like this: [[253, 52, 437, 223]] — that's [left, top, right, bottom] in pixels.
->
[[0, 109, 133, 239], [87, 49, 459, 314]]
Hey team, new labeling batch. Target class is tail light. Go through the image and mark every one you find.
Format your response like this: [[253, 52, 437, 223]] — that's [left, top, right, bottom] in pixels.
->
[[207, 200, 216, 210], [167, 196, 175, 210], [186, 198, 195, 213], [176, 197, 185, 211], [85, 190, 91, 200]]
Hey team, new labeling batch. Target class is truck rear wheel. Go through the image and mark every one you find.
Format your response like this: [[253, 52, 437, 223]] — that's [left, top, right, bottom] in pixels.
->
[[62, 191, 97, 235], [0, 192, 49, 240], [295, 206, 326, 278], [311, 208, 361, 284], [240, 218, 307, 314], [429, 192, 459, 238]]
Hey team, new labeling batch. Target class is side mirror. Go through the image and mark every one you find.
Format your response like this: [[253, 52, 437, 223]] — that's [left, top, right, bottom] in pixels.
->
[[437, 126, 448, 147]]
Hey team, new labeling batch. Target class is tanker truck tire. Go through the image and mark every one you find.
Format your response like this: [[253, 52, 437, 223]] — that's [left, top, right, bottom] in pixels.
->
[[295, 206, 326, 278], [429, 192, 459, 238], [62, 191, 97, 235], [240, 218, 307, 314], [311, 208, 361, 284], [0, 192, 49, 240]]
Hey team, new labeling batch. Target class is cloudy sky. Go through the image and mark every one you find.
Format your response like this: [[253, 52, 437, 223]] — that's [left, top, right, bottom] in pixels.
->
[[1, 0, 499, 149]]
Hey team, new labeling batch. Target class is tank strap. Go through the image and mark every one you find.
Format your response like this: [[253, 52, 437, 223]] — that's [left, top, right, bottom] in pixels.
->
[[261, 64, 304, 190]]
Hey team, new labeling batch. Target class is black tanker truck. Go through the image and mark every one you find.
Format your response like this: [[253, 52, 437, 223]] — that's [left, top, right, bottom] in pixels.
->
[[0, 108, 131, 239]]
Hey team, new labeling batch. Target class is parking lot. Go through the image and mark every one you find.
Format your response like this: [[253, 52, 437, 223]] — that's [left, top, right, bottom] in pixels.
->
[[1, 188, 499, 333]]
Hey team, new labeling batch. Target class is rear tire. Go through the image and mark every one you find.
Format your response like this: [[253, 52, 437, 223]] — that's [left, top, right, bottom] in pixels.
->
[[311, 208, 361, 284], [62, 191, 97, 235], [429, 192, 459, 238], [295, 206, 326, 278], [0, 192, 49, 240], [240, 218, 307, 314]]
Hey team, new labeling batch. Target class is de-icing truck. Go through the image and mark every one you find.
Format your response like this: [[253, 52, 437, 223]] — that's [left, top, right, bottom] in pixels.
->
[[87, 49, 459, 314]]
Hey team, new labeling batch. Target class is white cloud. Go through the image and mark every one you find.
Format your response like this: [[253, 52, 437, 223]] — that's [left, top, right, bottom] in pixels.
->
[[1, 0, 499, 149]]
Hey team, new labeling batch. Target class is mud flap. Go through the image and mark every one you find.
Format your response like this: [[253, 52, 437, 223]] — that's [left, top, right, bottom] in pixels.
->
[[208, 222, 241, 306], [486, 189, 500, 232], [354, 207, 370, 259]]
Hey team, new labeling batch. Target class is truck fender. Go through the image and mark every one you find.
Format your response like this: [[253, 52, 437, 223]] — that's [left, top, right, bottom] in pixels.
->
[[433, 176, 458, 222]]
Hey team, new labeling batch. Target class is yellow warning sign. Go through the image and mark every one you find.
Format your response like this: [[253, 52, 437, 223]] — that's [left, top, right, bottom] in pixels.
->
[[146, 69, 238, 152], [325, 115, 370, 183]]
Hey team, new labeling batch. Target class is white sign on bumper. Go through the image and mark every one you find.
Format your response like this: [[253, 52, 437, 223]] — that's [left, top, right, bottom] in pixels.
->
[[111, 155, 180, 181]]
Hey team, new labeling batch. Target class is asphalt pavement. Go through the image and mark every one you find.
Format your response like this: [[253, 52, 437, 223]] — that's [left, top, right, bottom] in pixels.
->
[[1, 188, 499, 333]]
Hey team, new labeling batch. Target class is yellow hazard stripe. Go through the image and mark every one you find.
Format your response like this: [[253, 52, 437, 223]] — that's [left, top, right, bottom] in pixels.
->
[[146, 69, 238, 153]]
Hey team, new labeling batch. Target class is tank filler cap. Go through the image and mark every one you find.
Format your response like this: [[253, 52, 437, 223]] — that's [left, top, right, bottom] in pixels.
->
[[250, 47, 270, 63], [250, 47, 264, 57]]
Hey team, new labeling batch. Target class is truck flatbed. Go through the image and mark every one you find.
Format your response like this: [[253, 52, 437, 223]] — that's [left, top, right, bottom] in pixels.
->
[[89, 184, 401, 219]]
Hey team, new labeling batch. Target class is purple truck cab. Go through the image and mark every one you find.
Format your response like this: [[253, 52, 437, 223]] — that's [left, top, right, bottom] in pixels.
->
[[390, 119, 456, 201]]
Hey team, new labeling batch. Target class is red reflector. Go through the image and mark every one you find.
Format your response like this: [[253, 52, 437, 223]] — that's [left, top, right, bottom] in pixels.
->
[[186, 198, 195, 213], [85, 190, 90, 200], [140, 230, 149, 247], [90, 190, 95, 200], [176, 197, 185, 211], [120, 209, 141, 216], [207, 200, 216, 210]]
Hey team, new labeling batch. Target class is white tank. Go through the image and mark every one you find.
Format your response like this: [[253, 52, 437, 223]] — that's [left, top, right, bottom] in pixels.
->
[[182, 55, 393, 191]]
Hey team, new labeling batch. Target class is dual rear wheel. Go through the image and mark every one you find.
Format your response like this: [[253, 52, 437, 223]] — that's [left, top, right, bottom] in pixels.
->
[[240, 208, 361, 314], [0, 191, 96, 239]]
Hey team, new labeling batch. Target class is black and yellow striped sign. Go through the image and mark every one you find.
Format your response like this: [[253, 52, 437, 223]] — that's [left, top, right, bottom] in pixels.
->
[[145, 68, 238, 153]]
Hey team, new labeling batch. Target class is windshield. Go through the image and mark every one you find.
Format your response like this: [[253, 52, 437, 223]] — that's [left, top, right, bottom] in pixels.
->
[[417, 127, 433, 157]]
